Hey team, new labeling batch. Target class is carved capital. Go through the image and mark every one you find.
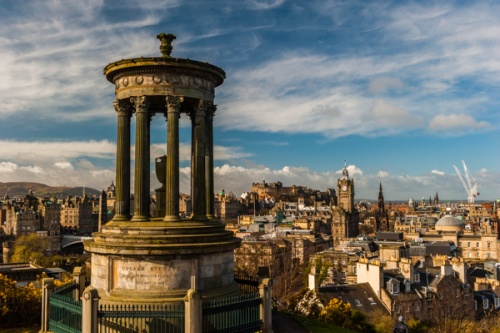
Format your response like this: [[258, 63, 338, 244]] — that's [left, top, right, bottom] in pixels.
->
[[166, 95, 184, 114], [130, 96, 149, 114], [206, 104, 217, 120], [196, 99, 210, 117], [113, 100, 132, 118]]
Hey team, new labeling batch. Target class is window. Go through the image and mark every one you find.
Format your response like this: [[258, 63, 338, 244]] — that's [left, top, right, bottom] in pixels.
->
[[495, 298, 500, 309], [354, 299, 362, 307], [389, 281, 400, 294], [476, 242, 480, 247], [414, 274, 420, 283], [468, 242, 471, 247], [394, 304, 400, 314], [468, 252, 472, 258], [488, 253, 492, 258], [487, 242, 491, 248], [484, 299, 489, 310]]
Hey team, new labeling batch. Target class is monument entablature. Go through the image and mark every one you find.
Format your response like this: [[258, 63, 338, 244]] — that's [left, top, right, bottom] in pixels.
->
[[104, 58, 225, 102]]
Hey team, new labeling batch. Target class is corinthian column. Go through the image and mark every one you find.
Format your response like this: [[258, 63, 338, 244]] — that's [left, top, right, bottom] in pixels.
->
[[112, 100, 132, 221], [131, 96, 151, 222], [205, 104, 216, 220], [164, 95, 183, 221], [190, 100, 208, 220]]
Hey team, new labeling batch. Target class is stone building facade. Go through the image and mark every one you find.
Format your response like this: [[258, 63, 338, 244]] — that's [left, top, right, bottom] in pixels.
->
[[1, 191, 41, 236], [60, 195, 96, 235], [215, 190, 241, 221]]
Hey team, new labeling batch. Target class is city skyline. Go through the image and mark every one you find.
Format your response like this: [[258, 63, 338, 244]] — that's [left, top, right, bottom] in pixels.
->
[[0, 1, 499, 201]]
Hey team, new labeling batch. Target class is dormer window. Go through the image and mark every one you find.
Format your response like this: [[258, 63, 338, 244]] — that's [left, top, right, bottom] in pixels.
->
[[414, 273, 420, 283], [387, 279, 400, 294]]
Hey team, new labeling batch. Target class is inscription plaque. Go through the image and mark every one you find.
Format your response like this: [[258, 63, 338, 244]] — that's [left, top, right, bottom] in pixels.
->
[[113, 260, 190, 291]]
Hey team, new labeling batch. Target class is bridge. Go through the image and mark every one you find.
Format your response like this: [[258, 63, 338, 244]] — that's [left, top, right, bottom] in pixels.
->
[[61, 235, 93, 249]]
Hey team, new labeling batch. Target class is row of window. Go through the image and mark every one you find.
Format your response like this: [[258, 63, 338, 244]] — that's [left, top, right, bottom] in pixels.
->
[[459, 241, 491, 248]]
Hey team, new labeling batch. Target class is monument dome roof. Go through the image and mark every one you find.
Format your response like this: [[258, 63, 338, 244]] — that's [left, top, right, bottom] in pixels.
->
[[435, 215, 464, 231]]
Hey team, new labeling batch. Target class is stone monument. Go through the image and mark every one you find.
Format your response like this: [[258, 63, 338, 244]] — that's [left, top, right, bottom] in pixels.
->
[[84, 33, 241, 304]]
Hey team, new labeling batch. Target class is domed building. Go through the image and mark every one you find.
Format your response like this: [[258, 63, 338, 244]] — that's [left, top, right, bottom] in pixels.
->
[[435, 215, 465, 232]]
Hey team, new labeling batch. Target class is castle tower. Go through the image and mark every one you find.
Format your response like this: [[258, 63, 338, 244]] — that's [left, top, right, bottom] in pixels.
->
[[84, 33, 241, 306]]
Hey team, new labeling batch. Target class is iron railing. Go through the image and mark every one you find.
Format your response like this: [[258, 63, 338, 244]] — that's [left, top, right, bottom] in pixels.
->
[[202, 293, 261, 333], [234, 273, 260, 294], [48, 282, 82, 333], [98, 303, 185, 333]]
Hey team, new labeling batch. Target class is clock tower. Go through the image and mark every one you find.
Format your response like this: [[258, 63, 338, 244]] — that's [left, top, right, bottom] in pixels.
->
[[331, 162, 359, 243], [337, 163, 354, 213]]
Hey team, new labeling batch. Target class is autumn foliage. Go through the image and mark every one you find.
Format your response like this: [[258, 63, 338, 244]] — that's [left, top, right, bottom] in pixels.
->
[[0, 273, 42, 327]]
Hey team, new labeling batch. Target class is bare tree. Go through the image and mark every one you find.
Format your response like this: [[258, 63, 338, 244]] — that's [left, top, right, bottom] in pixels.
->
[[426, 276, 475, 333]]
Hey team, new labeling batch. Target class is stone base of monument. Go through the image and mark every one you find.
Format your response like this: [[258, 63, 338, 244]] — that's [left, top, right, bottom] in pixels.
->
[[84, 219, 241, 304]]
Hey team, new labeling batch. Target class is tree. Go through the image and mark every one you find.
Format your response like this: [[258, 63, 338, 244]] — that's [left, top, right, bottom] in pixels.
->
[[426, 276, 475, 333], [319, 298, 376, 332], [11, 233, 51, 265], [0, 273, 42, 327]]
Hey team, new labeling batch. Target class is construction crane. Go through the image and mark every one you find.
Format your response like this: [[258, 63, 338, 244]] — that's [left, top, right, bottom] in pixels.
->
[[453, 160, 479, 203]]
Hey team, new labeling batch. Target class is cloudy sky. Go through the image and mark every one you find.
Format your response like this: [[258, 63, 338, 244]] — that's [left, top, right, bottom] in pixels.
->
[[0, 0, 499, 201]]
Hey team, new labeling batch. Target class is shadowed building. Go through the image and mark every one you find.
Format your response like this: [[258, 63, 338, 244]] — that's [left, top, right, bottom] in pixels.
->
[[84, 33, 241, 307]]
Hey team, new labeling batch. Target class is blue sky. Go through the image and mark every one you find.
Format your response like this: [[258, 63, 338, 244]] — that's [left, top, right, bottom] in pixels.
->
[[0, 0, 499, 201]]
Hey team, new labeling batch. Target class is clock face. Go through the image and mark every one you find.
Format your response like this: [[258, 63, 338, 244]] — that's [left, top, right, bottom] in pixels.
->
[[341, 185, 347, 191]]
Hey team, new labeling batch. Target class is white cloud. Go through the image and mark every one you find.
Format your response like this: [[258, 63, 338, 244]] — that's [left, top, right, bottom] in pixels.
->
[[369, 99, 424, 128], [368, 77, 405, 94], [211, 163, 499, 201], [429, 114, 491, 132], [0, 140, 116, 161], [377, 171, 389, 178], [0, 162, 18, 173], [55, 162, 74, 170], [246, 0, 285, 10]]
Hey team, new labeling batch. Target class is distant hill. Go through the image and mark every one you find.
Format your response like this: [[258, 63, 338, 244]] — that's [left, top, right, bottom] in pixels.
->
[[0, 182, 102, 199]]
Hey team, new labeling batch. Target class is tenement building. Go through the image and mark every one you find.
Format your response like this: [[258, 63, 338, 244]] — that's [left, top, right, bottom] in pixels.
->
[[60, 195, 95, 235]]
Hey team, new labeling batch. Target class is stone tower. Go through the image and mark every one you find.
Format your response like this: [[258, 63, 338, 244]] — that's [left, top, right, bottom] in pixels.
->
[[377, 182, 388, 231], [332, 163, 359, 243], [84, 33, 241, 305], [337, 163, 354, 213]]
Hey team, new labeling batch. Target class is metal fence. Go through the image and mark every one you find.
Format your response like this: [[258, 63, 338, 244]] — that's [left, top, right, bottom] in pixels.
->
[[48, 282, 82, 333], [202, 293, 261, 333], [98, 303, 185, 333], [234, 273, 260, 294]]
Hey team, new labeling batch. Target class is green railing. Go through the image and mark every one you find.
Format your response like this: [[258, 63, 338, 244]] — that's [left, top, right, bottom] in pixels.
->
[[202, 293, 261, 333], [98, 303, 185, 333], [48, 282, 82, 333]]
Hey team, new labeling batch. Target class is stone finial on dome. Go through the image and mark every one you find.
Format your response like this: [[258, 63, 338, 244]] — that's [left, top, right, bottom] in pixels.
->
[[157, 32, 176, 57]]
